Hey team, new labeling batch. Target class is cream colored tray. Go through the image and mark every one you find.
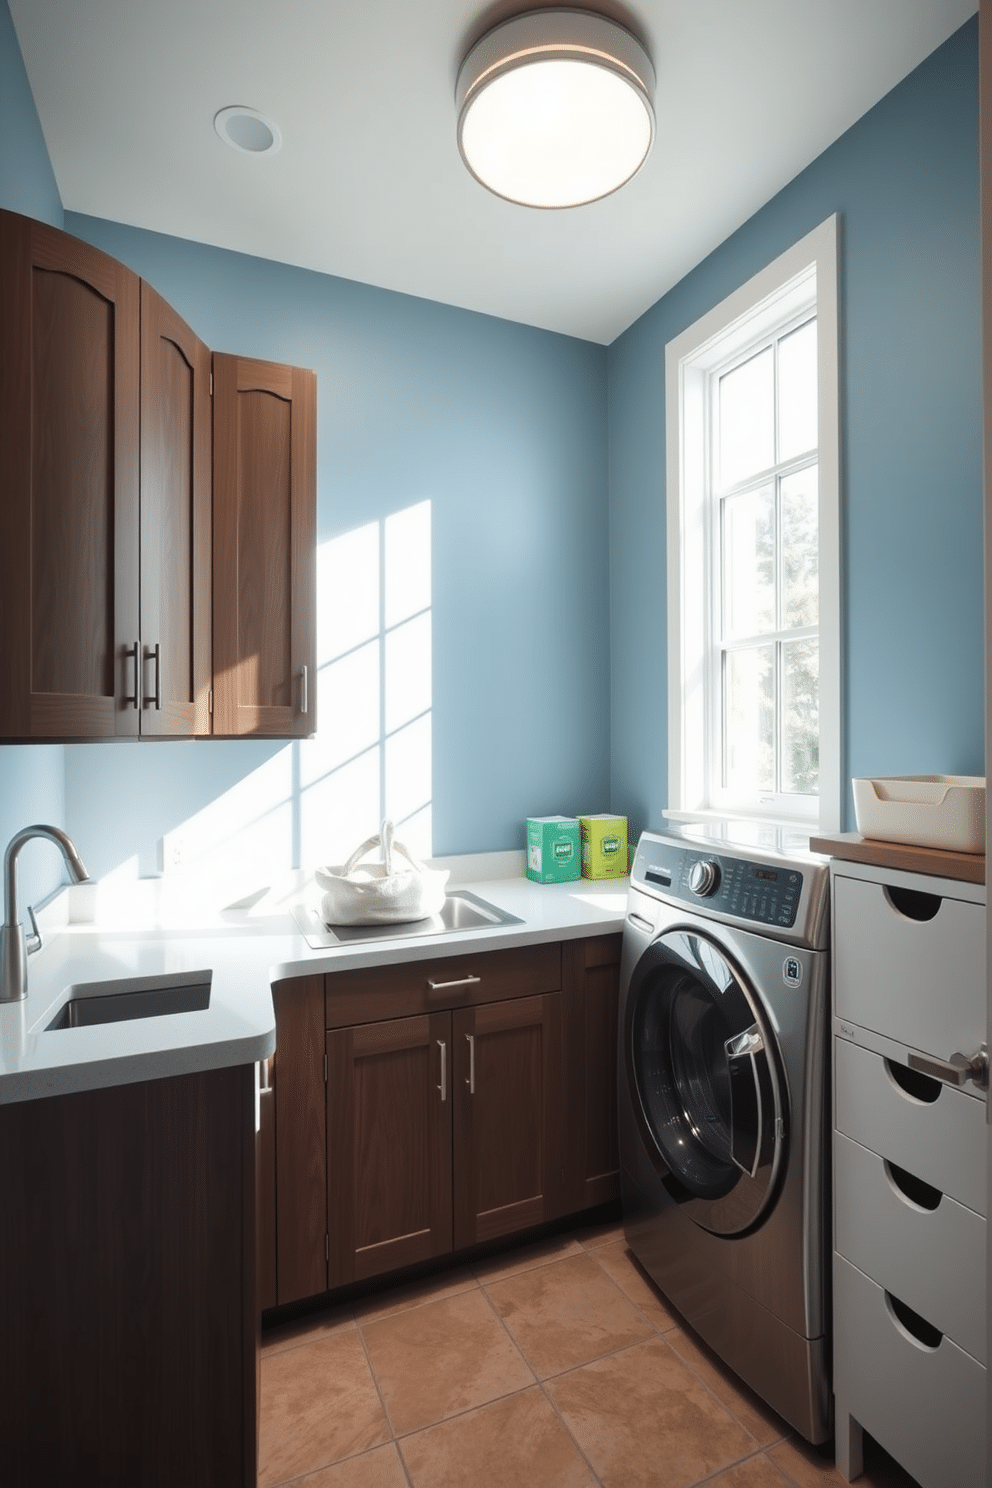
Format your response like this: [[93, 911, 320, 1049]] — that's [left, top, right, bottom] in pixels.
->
[[851, 775, 986, 855]]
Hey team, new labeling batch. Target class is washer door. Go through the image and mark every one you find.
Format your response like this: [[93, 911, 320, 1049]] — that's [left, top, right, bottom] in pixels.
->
[[625, 927, 787, 1236]]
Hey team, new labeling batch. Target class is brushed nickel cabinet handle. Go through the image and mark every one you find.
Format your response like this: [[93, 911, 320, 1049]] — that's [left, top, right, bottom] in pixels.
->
[[466, 1033, 475, 1095], [153, 642, 161, 710], [125, 642, 139, 708], [437, 1039, 447, 1101], [907, 1045, 989, 1093], [300, 665, 308, 715], [427, 975, 481, 992]]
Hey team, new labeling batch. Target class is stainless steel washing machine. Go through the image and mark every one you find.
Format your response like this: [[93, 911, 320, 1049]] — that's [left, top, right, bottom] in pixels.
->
[[618, 825, 831, 1443]]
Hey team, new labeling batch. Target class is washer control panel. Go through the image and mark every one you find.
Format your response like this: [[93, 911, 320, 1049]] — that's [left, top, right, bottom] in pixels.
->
[[636, 843, 803, 929]]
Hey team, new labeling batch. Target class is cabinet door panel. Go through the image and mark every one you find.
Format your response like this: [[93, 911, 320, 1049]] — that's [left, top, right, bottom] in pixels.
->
[[327, 1013, 452, 1286], [213, 354, 316, 737], [453, 992, 565, 1249], [139, 282, 211, 736], [563, 935, 621, 1212], [0, 209, 139, 738], [273, 977, 327, 1305]]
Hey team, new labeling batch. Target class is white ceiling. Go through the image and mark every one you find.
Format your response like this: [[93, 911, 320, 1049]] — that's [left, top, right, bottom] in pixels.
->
[[10, 0, 978, 344]]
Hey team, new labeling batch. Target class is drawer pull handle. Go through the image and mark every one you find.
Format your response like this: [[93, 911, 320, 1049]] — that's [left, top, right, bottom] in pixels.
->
[[427, 974, 481, 992], [437, 1039, 447, 1102], [885, 1291, 943, 1351], [907, 1045, 988, 1093], [886, 1059, 941, 1104], [466, 1033, 475, 1095], [883, 1159, 942, 1212]]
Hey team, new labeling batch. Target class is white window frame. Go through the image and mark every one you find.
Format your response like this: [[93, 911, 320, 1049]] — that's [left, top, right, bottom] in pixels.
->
[[665, 216, 841, 832]]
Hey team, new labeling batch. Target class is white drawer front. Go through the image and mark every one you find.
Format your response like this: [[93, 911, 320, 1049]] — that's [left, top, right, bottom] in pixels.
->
[[833, 874, 984, 1056], [834, 1131, 986, 1363], [834, 1254, 987, 1488], [834, 1038, 986, 1216]]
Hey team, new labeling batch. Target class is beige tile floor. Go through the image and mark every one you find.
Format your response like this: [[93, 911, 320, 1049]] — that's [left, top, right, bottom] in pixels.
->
[[259, 1220, 920, 1488]]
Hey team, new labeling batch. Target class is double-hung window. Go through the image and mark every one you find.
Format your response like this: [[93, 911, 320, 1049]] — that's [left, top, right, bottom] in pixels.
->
[[665, 217, 841, 831]]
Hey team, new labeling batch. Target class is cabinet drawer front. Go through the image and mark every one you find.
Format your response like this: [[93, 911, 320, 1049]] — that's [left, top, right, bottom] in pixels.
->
[[834, 1255, 986, 1488], [834, 1038, 986, 1216], [325, 941, 562, 1027], [834, 1132, 986, 1363], [833, 875, 984, 1055]]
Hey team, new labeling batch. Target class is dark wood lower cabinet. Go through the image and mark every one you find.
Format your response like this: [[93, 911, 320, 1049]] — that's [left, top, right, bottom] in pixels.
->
[[452, 991, 565, 1248], [562, 934, 622, 1211], [264, 936, 622, 1309], [327, 1012, 452, 1284], [272, 976, 327, 1304], [0, 1063, 257, 1488]]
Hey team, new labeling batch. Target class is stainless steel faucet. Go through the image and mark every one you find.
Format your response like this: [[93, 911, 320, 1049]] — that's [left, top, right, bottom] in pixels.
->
[[1, 825, 91, 1002]]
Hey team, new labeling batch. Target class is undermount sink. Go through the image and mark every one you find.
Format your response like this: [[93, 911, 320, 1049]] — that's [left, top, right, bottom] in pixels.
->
[[293, 889, 522, 949], [46, 969, 212, 1031]]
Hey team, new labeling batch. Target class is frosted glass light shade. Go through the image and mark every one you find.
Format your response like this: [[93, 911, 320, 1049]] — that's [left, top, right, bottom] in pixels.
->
[[456, 10, 655, 209]]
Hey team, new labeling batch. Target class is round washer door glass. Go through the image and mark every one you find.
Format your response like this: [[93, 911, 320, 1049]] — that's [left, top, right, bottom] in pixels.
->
[[626, 928, 787, 1235]]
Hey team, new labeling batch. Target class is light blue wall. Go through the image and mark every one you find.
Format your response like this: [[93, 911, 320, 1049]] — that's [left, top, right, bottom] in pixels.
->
[[0, 0, 61, 227], [62, 217, 611, 878], [0, 0, 66, 906], [608, 17, 983, 837]]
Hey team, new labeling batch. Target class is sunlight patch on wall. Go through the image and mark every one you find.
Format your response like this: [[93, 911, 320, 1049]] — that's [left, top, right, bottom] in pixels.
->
[[157, 502, 433, 886]]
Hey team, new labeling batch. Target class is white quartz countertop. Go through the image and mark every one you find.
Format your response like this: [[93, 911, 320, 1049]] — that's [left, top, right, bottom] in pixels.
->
[[0, 861, 628, 1104]]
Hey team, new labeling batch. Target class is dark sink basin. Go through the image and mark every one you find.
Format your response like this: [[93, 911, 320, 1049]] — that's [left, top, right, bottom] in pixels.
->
[[47, 969, 212, 1030]]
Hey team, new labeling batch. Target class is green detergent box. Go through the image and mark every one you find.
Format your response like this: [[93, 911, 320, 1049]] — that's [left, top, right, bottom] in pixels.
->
[[580, 815, 628, 879], [526, 816, 581, 884]]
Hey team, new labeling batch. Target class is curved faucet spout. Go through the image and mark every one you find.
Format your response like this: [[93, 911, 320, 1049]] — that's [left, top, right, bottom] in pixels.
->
[[1, 825, 91, 1002]]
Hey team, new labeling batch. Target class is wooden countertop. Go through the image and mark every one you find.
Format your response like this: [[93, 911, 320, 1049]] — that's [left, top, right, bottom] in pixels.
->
[[809, 831, 985, 884]]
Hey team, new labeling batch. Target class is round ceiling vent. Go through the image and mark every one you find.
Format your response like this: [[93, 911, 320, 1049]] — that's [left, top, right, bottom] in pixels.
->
[[214, 106, 282, 156]]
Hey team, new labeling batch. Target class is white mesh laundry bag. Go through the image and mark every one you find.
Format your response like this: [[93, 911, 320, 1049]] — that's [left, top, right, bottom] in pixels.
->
[[314, 820, 449, 926]]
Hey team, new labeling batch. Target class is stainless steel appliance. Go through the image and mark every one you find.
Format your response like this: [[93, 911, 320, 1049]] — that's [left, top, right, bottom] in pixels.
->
[[618, 825, 831, 1442]]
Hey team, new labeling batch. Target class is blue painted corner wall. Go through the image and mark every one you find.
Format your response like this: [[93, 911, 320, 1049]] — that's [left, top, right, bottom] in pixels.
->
[[608, 17, 983, 839], [0, 0, 985, 884]]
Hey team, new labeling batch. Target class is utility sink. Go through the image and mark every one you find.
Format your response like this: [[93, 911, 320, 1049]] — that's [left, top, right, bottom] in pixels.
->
[[292, 889, 522, 949], [46, 969, 212, 1031]]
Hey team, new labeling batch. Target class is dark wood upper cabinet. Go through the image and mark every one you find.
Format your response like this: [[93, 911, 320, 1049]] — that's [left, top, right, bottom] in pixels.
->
[[0, 213, 317, 743], [213, 353, 317, 738], [139, 281, 212, 736], [0, 208, 140, 739]]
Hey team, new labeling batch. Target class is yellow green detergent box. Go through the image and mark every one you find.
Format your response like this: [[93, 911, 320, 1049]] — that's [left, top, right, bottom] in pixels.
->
[[580, 815, 628, 879], [526, 817, 581, 883]]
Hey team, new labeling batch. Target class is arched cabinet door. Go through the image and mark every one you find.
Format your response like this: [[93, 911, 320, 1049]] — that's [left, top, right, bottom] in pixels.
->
[[0, 209, 139, 739], [139, 281, 212, 737], [212, 353, 317, 738]]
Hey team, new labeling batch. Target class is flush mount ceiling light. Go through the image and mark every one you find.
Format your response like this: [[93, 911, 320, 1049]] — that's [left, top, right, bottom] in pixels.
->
[[214, 105, 282, 156], [456, 8, 655, 209]]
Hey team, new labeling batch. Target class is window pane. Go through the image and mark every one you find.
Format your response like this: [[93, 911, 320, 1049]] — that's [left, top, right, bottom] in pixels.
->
[[718, 348, 773, 488], [724, 645, 774, 796], [781, 466, 818, 629], [723, 485, 774, 638], [782, 638, 819, 795], [778, 319, 817, 461]]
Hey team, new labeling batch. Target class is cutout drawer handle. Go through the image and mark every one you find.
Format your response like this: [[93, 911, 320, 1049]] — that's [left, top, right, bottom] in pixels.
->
[[885, 1291, 943, 1352], [908, 1045, 988, 1093], [883, 1159, 942, 1212]]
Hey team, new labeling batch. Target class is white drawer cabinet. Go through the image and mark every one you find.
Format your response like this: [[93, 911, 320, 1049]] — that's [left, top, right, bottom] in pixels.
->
[[830, 859, 987, 1486]]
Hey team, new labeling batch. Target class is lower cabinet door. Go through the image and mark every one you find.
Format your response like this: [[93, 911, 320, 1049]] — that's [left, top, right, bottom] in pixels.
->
[[452, 991, 565, 1250], [327, 1012, 453, 1286]]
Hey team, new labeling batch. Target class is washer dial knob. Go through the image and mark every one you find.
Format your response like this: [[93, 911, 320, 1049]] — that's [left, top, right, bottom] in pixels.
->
[[689, 859, 720, 897]]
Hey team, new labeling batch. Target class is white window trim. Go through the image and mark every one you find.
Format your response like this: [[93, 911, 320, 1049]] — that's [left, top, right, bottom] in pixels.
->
[[665, 215, 842, 832]]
